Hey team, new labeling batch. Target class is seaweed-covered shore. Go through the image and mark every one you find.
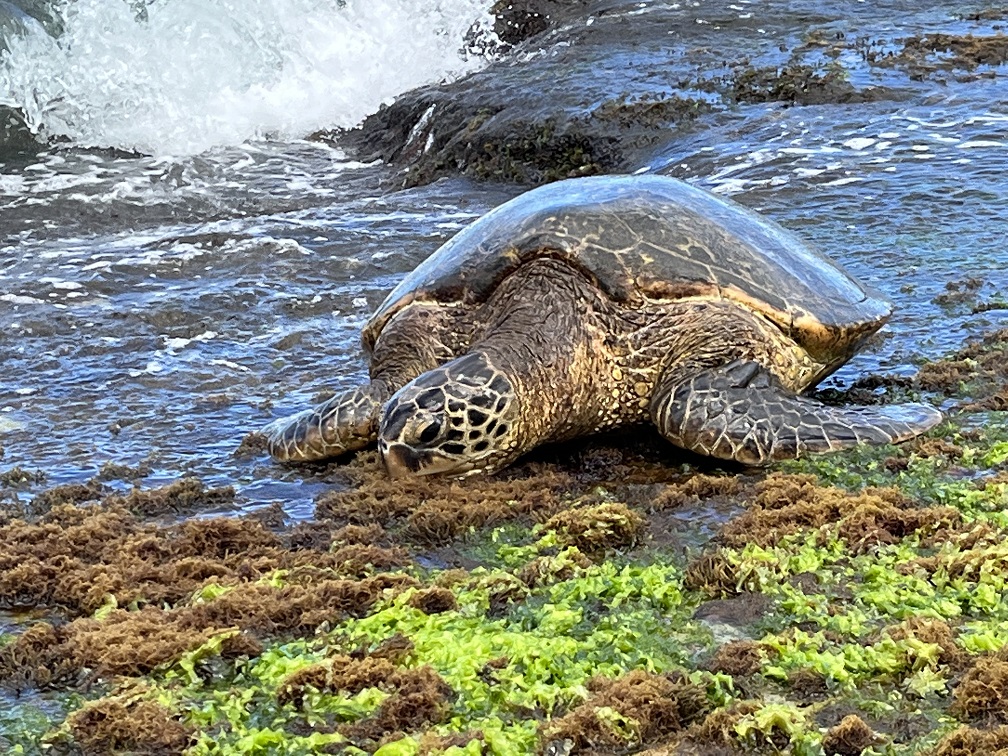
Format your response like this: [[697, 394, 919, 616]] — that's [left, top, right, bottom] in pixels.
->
[[2, 329, 1008, 754]]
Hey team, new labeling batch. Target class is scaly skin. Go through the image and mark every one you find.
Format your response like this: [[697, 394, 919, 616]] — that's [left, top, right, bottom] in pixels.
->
[[650, 359, 942, 465]]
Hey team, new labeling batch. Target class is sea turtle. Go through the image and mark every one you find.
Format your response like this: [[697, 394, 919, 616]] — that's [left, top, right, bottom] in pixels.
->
[[264, 174, 941, 477]]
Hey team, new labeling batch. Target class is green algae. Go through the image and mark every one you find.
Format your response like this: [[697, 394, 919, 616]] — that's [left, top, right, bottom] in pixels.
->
[[782, 415, 1008, 494], [338, 560, 709, 749], [87, 565, 700, 753], [0, 700, 63, 755], [684, 424, 1008, 752], [733, 702, 817, 753]]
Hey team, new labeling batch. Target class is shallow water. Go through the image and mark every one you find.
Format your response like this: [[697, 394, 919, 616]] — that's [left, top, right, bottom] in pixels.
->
[[1, 0, 1007, 516]]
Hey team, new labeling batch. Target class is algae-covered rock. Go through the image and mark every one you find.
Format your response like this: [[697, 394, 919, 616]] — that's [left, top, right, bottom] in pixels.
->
[[66, 696, 194, 755], [539, 670, 709, 751]]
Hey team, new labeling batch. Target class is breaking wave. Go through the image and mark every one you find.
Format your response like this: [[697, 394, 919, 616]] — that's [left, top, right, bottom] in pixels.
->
[[0, 0, 495, 155]]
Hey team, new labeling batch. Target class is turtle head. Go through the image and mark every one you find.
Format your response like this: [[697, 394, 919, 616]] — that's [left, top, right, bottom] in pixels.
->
[[378, 353, 521, 478]]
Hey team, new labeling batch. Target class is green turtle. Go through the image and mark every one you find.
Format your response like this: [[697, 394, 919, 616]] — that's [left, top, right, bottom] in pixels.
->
[[264, 174, 941, 477]]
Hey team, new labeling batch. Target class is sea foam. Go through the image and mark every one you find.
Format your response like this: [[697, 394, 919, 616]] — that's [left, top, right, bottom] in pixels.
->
[[0, 0, 495, 156]]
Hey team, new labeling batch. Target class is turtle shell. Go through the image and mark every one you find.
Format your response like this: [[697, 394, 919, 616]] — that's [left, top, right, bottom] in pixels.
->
[[363, 174, 891, 361]]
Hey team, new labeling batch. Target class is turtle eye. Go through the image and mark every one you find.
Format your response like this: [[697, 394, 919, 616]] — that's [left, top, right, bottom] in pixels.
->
[[418, 419, 441, 445]]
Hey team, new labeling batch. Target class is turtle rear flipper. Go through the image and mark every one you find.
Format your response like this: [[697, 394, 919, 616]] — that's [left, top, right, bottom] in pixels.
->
[[651, 360, 942, 466], [264, 383, 388, 462]]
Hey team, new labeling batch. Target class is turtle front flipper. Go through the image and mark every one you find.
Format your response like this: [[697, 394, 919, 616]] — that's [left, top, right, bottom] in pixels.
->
[[264, 382, 389, 462], [651, 360, 942, 465]]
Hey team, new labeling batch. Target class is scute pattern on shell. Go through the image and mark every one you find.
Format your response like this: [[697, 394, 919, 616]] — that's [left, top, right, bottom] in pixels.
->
[[363, 175, 890, 361]]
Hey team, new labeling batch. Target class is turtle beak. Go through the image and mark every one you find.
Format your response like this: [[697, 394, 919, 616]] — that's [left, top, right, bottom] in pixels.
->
[[380, 439, 481, 478], [380, 441, 428, 479]]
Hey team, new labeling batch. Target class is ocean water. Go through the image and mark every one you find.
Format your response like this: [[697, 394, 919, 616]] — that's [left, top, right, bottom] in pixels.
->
[[1, 0, 1006, 515], [0, 0, 497, 154]]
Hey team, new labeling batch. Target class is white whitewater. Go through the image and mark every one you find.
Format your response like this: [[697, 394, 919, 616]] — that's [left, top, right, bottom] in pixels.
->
[[0, 0, 495, 155]]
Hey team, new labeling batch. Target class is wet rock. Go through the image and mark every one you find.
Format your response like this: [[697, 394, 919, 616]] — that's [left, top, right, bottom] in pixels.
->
[[233, 431, 269, 459], [728, 63, 888, 106], [862, 30, 1008, 83], [695, 594, 772, 639], [487, 0, 587, 48], [28, 480, 106, 514], [933, 277, 986, 307], [341, 2, 728, 187], [349, 95, 626, 187], [96, 459, 153, 482], [340, 2, 923, 188], [903, 32, 1008, 71], [0, 107, 39, 157], [0, 465, 46, 488], [269, 330, 307, 351]]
